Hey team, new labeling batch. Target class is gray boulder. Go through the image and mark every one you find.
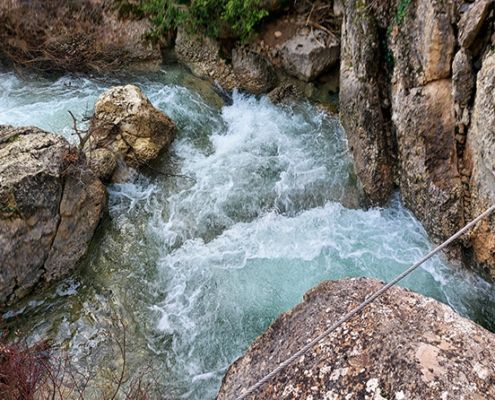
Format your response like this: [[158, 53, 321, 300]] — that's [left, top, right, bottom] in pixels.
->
[[281, 27, 340, 81], [0, 126, 105, 305]]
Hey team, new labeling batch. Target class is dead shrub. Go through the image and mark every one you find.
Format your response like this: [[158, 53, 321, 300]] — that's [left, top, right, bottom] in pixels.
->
[[0, 0, 130, 74]]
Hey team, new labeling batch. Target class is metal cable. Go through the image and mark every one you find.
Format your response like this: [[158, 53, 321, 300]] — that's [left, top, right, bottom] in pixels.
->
[[235, 204, 495, 400]]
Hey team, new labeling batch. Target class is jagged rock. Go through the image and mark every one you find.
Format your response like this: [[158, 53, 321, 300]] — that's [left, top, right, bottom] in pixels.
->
[[280, 27, 340, 81], [218, 278, 495, 399], [452, 48, 475, 107], [232, 48, 276, 94], [458, 0, 493, 49], [392, 80, 463, 243], [85, 85, 176, 181], [267, 82, 301, 104], [466, 52, 495, 279], [175, 27, 238, 90], [339, 0, 394, 204], [0, 126, 105, 305], [390, 0, 455, 88]]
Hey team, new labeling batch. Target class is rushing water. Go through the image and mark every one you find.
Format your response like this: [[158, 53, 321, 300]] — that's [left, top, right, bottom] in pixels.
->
[[2, 66, 495, 399]]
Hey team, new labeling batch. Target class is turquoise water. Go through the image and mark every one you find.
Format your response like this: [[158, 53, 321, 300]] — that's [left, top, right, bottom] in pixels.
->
[[1, 67, 495, 399]]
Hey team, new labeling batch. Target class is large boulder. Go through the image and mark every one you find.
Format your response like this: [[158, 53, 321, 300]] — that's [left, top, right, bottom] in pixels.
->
[[0, 126, 105, 305], [280, 27, 340, 82], [218, 278, 495, 399], [85, 85, 176, 181]]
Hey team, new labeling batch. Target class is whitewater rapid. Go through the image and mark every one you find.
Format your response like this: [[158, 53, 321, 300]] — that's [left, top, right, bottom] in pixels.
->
[[1, 67, 495, 399]]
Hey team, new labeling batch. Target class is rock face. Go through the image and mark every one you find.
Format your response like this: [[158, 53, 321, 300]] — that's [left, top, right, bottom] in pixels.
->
[[218, 278, 495, 399], [85, 85, 176, 181], [339, 0, 394, 204], [466, 52, 495, 276], [339, 0, 495, 275], [0, 126, 105, 305]]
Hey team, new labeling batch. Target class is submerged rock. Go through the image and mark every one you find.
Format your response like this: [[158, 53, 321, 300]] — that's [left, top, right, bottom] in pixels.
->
[[0, 125, 105, 305], [218, 277, 495, 399], [85, 85, 176, 181]]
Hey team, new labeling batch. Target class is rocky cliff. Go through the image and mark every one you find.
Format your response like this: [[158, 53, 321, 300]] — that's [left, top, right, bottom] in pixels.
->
[[218, 278, 495, 399], [340, 0, 495, 278]]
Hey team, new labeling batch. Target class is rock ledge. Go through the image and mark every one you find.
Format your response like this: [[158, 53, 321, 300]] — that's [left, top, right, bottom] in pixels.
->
[[218, 278, 495, 399]]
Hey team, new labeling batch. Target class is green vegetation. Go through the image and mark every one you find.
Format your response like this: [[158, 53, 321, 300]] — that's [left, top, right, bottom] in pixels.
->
[[393, 0, 412, 26], [117, 0, 272, 41]]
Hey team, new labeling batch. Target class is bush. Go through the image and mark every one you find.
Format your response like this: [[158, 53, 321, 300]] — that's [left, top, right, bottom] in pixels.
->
[[118, 0, 271, 41]]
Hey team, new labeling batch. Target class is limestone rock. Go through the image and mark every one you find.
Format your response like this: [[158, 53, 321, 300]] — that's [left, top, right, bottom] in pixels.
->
[[232, 48, 276, 94], [466, 52, 495, 278], [0, 126, 105, 305], [458, 0, 493, 49], [339, 0, 394, 204], [390, 0, 455, 88], [175, 27, 238, 91], [392, 80, 463, 242], [218, 278, 495, 399], [86, 85, 176, 181], [280, 27, 340, 81], [452, 48, 475, 107]]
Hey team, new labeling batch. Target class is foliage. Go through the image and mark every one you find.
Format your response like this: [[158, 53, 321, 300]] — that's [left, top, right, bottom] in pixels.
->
[[393, 0, 412, 26], [118, 0, 271, 41]]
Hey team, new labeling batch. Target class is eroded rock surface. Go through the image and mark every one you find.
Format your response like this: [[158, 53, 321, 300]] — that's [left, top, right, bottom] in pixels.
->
[[0, 126, 105, 305], [339, 0, 495, 273], [232, 47, 277, 94], [175, 28, 239, 91], [466, 52, 495, 278], [218, 278, 495, 399], [339, 0, 394, 204], [85, 85, 176, 181]]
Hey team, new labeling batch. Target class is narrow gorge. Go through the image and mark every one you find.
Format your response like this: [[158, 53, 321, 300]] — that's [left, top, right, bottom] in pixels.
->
[[1, 1, 495, 399]]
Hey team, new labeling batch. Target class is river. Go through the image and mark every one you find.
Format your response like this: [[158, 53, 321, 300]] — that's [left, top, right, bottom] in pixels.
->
[[1, 66, 495, 399]]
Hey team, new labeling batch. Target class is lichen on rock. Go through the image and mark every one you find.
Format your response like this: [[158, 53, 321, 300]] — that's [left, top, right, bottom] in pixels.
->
[[218, 278, 495, 399], [85, 84, 176, 181]]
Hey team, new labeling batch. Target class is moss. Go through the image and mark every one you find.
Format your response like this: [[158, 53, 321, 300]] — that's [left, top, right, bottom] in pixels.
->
[[6, 134, 19, 143], [393, 0, 412, 26]]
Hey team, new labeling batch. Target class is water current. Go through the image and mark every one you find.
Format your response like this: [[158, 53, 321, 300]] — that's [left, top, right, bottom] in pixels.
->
[[1, 66, 495, 399]]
